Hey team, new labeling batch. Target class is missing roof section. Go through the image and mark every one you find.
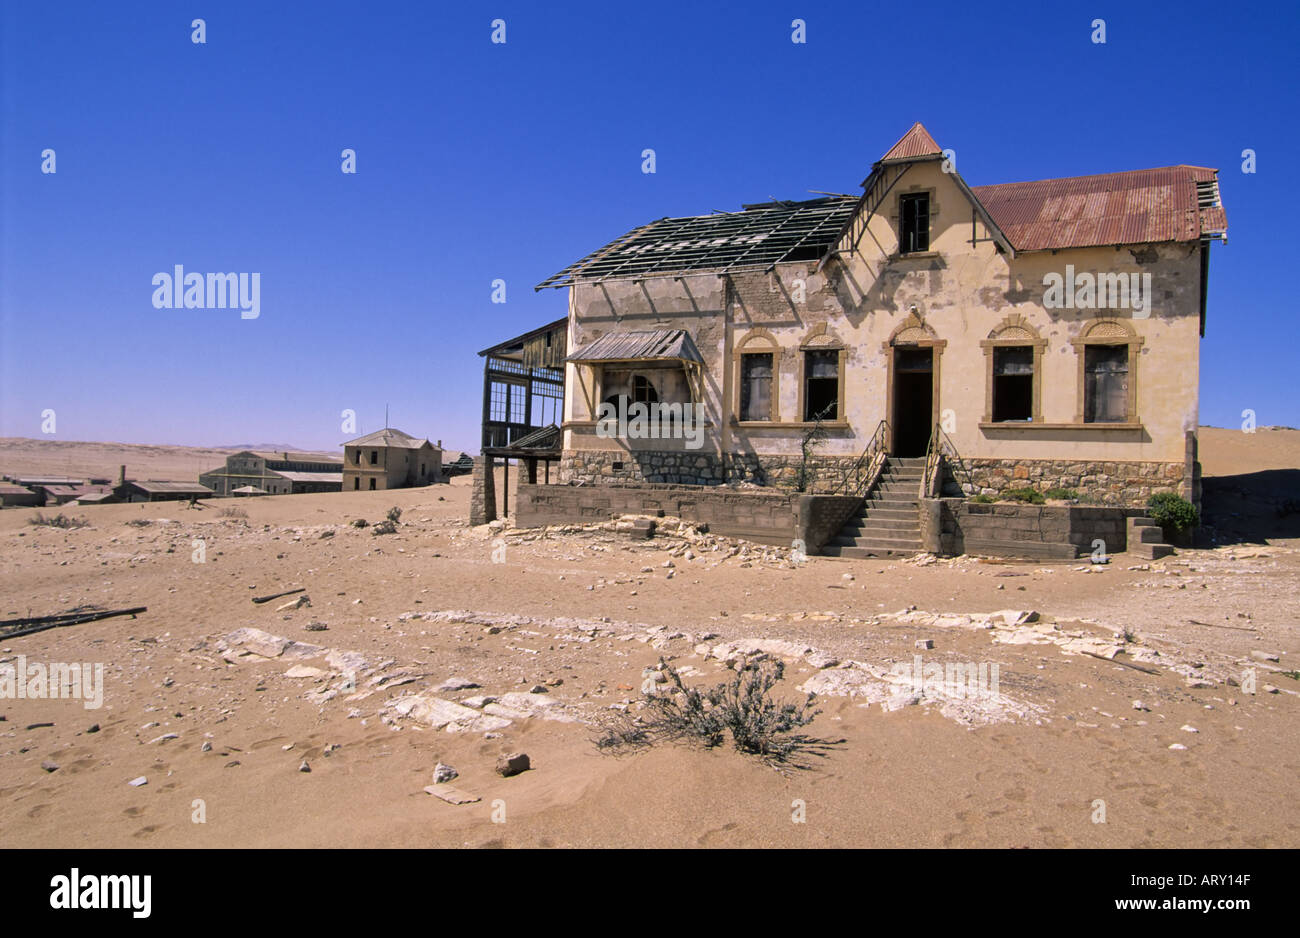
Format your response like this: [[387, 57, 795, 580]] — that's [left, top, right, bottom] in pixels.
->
[[535, 196, 858, 290]]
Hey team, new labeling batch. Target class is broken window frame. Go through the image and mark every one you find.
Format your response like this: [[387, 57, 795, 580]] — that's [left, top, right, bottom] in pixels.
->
[[899, 192, 930, 254]]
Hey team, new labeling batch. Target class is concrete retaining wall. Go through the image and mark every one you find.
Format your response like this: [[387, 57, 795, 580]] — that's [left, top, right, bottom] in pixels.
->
[[923, 498, 1144, 559]]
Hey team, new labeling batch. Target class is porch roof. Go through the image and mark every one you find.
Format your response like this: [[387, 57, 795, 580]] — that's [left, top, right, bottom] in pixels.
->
[[566, 329, 704, 366]]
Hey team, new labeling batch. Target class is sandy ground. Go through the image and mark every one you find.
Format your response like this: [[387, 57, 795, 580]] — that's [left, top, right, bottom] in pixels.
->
[[0, 431, 1297, 848]]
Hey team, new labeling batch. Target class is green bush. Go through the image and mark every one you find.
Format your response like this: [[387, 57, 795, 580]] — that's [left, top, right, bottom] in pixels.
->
[[1148, 492, 1198, 536], [970, 494, 995, 504], [1043, 487, 1079, 501], [1002, 487, 1045, 505]]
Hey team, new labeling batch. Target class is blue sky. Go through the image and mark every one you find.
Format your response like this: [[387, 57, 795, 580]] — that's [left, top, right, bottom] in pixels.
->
[[2, 0, 1295, 451]]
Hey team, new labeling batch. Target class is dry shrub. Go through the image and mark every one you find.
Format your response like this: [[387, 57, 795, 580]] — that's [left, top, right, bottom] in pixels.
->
[[595, 658, 841, 770], [27, 512, 89, 529]]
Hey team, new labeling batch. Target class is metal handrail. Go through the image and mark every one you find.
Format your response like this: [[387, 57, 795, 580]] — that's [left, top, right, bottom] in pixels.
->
[[922, 423, 975, 498], [834, 419, 889, 496]]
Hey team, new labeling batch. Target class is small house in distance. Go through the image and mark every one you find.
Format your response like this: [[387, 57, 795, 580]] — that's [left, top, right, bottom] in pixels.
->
[[342, 429, 440, 491], [0, 483, 43, 508], [114, 480, 216, 502]]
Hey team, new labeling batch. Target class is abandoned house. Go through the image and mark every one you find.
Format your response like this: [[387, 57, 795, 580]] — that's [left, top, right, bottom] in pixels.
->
[[342, 428, 441, 491], [506, 122, 1228, 558], [199, 451, 344, 496]]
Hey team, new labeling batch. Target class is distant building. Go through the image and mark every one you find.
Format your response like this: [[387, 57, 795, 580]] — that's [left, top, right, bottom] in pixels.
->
[[114, 480, 216, 503], [0, 483, 42, 508], [199, 451, 344, 496], [34, 483, 113, 505], [342, 429, 440, 491]]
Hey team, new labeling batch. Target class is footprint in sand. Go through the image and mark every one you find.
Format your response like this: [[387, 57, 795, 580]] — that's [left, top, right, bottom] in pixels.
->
[[697, 822, 739, 846], [123, 806, 144, 818], [250, 736, 290, 751], [27, 803, 52, 819], [132, 825, 161, 838]]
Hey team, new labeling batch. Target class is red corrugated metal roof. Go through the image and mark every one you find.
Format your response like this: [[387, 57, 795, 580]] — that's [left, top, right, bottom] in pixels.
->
[[878, 122, 942, 162], [972, 166, 1226, 252]]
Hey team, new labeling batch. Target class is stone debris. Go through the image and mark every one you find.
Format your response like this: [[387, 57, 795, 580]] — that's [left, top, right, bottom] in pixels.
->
[[436, 677, 480, 692], [41, 760, 59, 772], [384, 694, 513, 733], [483, 692, 580, 724], [128, 776, 148, 787], [276, 594, 312, 611], [495, 752, 531, 777], [424, 785, 480, 805], [433, 762, 458, 784], [299, 760, 311, 772]]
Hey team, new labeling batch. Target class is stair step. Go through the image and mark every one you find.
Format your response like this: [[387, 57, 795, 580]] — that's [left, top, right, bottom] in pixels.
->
[[866, 498, 919, 510], [858, 508, 917, 522], [820, 545, 921, 559], [842, 518, 918, 532], [830, 535, 924, 550]]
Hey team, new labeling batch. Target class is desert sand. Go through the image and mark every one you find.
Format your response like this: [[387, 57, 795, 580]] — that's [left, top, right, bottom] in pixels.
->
[[0, 429, 1296, 848]]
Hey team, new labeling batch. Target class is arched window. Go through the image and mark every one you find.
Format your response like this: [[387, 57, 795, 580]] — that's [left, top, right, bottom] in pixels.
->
[[1071, 319, 1144, 424], [980, 314, 1047, 424]]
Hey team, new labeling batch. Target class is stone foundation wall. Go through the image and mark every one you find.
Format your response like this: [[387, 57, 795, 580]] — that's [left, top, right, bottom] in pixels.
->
[[515, 482, 800, 545], [963, 458, 1187, 507], [924, 498, 1145, 559], [560, 449, 860, 492], [469, 456, 495, 526]]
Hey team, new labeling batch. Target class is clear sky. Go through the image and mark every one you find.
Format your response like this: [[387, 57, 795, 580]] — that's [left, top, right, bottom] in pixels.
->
[[2, 0, 1296, 452]]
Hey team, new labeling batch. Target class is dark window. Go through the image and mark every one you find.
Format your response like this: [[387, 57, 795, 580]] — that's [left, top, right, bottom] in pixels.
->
[[900, 193, 930, 253], [632, 374, 658, 405], [740, 353, 774, 422], [993, 346, 1034, 422], [352, 450, 360, 465], [804, 349, 839, 421], [1084, 345, 1129, 423], [369, 450, 378, 465], [369, 478, 376, 490], [353, 478, 359, 490]]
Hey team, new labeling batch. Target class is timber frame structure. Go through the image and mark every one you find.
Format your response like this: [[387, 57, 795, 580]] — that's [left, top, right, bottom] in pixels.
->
[[472, 318, 568, 524]]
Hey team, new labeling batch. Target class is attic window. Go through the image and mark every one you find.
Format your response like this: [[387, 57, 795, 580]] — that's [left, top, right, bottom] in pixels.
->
[[900, 193, 930, 253], [1196, 180, 1220, 208]]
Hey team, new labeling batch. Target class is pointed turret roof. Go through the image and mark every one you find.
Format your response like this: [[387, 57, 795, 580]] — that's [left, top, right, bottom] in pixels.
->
[[878, 122, 942, 162]]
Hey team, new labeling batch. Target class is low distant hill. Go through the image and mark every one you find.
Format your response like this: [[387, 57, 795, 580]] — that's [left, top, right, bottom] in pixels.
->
[[0, 438, 339, 483]]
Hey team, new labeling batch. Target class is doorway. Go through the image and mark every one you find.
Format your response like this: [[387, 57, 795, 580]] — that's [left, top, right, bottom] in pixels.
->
[[892, 346, 933, 457]]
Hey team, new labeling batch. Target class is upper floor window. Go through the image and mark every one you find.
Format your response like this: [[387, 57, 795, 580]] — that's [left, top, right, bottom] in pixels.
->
[[900, 193, 930, 254]]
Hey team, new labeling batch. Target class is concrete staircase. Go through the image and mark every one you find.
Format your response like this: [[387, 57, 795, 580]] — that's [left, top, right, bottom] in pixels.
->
[[1127, 516, 1174, 560], [821, 457, 926, 558]]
